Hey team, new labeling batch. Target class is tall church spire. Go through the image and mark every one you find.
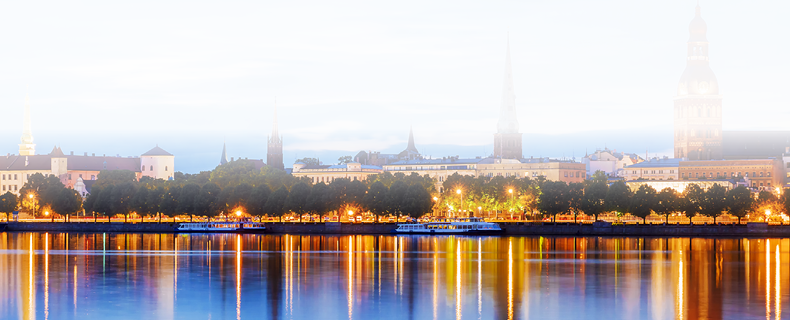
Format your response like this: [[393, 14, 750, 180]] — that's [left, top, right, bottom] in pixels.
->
[[220, 141, 229, 165], [406, 126, 418, 153], [267, 101, 284, 170], [19, 93, 36, 156], [497, 35, 519, 134]]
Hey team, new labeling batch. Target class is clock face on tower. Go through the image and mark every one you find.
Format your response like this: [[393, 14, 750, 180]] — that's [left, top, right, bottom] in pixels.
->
[[698, 81, 709, 94]]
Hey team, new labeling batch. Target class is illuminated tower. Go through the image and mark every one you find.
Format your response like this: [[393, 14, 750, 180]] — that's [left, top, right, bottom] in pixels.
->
[[267, 104, 284, 170], [493, 37, 523, 159], [19, 94, 36, 156], [674, 5, 722, 160]]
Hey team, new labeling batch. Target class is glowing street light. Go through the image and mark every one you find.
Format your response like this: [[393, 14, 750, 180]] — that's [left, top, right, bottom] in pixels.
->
[[456, 189, 464, 217], [508, 188, 515, 220], [348, 210, 354, 216], [44, 211, 49, 216], [235, 210, 242, 217], [433, 197, 438, 201]]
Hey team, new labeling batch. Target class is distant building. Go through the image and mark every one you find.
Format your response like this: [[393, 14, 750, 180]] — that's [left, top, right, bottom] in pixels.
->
[[267, 105, 284, 171], [220, 142, 229, 165], [353, 127, 422, 166], [625, 179, 734, 194], [722, 131, 790, 160], [383, 157, 586, 192], [0, 98, 174, 195], [581, 148, 643, 177], [784, 147, 790, 187], [679, 159, 783, 191], [622, 158, 681, 181], [292, 162, 382, 183]]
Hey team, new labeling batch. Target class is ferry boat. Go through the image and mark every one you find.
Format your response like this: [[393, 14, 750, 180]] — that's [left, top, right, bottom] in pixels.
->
[[175, 221, 266, 233], [393, 217, 502, 234]]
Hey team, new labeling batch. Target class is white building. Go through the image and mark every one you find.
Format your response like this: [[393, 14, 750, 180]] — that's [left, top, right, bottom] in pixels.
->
[[622, 158, 682, 181], [581, 148, 643, 177]]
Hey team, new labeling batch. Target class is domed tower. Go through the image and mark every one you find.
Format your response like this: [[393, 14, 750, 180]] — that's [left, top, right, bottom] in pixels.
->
[[673, 5, 722, 160]]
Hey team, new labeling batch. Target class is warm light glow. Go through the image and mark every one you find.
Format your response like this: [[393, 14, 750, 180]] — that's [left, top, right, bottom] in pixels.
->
[[235, 210, 242, 217], [348, 210, 354, 216], [766, 209, 772, 217], [478, 206, 482, 210], [456, 189, 461, 194], [433, 197, 438, 201], [44, 211, 49, 216], [28, 194, 34, 199], [508, 188, 513, 194]]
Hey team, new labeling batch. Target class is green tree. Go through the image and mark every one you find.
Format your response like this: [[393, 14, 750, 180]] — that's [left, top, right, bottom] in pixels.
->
[[246, 184, 270, 220], [229, 183, 253, 212], [92, 170, 137, 189], [148, 186, 166, 223], [83, 187, 100, 218], [581, 180, 608, 221], [726, 186, 753, 224], [19, 173, 65, 215], [337, 156, 353, 164], [364, 181, 389, 221], [178, 183, 201, 222], [196, 183, 222, 219], [94, 185, 115, 221], [630, 185, 657, 223], [347, 180, 368, 212], [295, 157, 320, 166], [111, 181, 137, 222], [327, 178, 352, 217], [605, 181, 631, 217], [387, 180, 408, 220], [701, 184, 727, 223], [131, 187, 150, 222], [402, 184, 433, 219], [284, 182, 311, 220], [655, 188, 680, 223], [683, 184, 705, 224], [264, 187, 289, 221], [0, 192, 18, 221], [567, 183, 584, 223], [52, 188, 83, 220], [305, 182, 329, 218], [160, 185, 181, 222], [537, 180, 569, 222]]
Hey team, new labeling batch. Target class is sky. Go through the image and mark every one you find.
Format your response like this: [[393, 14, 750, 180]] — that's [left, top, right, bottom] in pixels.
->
[[0, 0, 788, 173]]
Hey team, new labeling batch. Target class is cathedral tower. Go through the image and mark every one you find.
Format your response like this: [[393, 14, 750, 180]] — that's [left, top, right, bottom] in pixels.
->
[[493, 37, 523, 159], [674, 5, 722, 160], [267, 104, 284, 170], [19, 94, 36, 156]]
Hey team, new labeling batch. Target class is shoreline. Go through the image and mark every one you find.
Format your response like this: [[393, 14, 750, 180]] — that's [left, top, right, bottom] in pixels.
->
[[3, 221, 790, 237]]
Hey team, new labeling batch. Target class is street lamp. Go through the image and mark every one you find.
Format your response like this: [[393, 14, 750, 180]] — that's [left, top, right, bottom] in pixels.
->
[[477, 206, 482, 218]]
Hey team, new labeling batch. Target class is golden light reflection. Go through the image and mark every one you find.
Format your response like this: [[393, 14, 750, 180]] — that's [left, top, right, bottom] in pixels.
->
[[456, 239, 461, 320], [236, 234, 241, 320], [775, 244, 780, 320], [28, 233, 34, 320], [348, 237, 353, 320], [677, 252, 684, 320], [766, 240, 770, 319], [433, 238, 438, 320], [44, 233, 49, 320], [508, 238, 513, 320], [73, 264, 77, 310], [478, 237, 482, 320]]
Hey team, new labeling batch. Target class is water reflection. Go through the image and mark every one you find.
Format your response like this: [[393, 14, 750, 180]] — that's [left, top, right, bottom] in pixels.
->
[[0, 233, 789, 319]]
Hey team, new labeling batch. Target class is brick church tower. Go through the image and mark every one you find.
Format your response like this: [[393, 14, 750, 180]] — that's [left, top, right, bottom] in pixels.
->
[[493, 37, 523, 159], [266, 97, 285, 170], [674, 5, 722, 160]]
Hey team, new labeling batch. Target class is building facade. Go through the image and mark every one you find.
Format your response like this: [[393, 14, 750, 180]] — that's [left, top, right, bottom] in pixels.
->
[[622, 158, 681, 181], [673, 5, 723, 160], [582, 148, 643, 177], [679, 159, 783, 191], [292, 162, 382, 183]]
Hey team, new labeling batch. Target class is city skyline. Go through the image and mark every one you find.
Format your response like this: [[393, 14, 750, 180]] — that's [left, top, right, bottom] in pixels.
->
[[0, 1, 790, 173]]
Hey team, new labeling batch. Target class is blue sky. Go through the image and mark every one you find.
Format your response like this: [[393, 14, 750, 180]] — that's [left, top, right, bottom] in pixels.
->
[[0, 0, 788, 173]]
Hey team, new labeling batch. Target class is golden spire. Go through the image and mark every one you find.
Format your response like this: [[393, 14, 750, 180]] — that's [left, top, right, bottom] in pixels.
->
[[19, 84, 36, 156]]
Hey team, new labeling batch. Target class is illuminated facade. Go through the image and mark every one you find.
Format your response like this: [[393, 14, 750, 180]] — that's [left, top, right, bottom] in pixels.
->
[[622, 158, 681, 181], [291, 162, 382, 183], [625, 179, 734, 194], [673, 5, 723, 160], [679, 159, 783, 191]]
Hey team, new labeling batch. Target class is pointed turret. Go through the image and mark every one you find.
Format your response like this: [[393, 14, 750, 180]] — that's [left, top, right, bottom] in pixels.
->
[[406, 126, 418, 153], [267, 102, 284, 170], [497, 35, 519, 134], [220, 142, 229, 165], [19, 94, 36, 156]]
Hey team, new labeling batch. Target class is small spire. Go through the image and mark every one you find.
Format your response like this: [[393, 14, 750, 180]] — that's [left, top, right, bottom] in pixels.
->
[[220, 141, 229, 165]]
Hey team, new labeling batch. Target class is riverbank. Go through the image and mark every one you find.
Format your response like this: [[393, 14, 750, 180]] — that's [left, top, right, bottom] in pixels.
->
[[3, 221, 790, 237]]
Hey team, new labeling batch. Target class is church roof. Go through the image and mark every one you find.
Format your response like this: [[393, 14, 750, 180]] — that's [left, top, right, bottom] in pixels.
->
[[723, 131, 790, 159], [50, 146, 65, 157], [142, 146, 173, 156]]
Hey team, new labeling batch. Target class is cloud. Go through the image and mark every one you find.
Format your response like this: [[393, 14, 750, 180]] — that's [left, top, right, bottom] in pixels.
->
[[46, 58, 279, 89]]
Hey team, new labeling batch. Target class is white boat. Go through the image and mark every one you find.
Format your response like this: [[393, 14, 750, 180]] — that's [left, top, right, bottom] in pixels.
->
[[393, 217, 502, 234], [175, 221, 266, 233]]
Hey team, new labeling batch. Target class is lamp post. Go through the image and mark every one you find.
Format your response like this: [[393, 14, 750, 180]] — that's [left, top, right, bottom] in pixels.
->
[[456, 189, 463, 218]]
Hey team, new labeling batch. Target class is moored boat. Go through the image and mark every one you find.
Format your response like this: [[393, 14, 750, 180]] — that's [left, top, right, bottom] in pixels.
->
[[175, 221, 266, 233], [393, 217, 502, 234]]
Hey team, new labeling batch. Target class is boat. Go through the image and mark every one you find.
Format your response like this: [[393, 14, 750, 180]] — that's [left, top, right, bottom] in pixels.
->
[[393, 217, 502, 234], [175, 220, 266, 233]]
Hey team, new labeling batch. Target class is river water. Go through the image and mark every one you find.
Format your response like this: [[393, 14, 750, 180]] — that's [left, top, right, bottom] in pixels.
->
[[0, 233, 787, 319]]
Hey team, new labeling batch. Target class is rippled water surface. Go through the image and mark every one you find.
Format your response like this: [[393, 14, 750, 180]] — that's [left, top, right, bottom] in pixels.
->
[[0, 233, 788, 319]]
